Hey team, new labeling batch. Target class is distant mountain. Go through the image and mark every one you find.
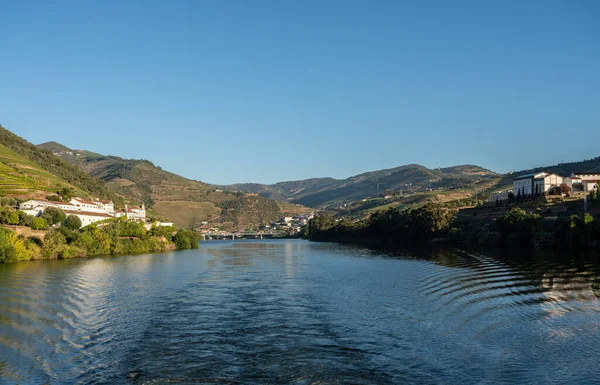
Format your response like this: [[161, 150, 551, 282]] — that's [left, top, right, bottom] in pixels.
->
[[226, 178, 338, 201], [224, 164, 499, 209], [0, 126, 121, 203], [40, 142, 310, 229]]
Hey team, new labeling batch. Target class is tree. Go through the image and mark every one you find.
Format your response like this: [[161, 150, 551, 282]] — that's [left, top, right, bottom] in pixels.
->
[[7, 212, 19, 225], [63, 215, 82, 230], [174, 229, 200, 249], [58, 187, 74, 201], [549, 186, 561, 196], [42, 207, 66, 225], [0, 228, 29, 262], [410, 203, 456, 236], [559, 183, 571, 196], [31, 217, 49, 230]]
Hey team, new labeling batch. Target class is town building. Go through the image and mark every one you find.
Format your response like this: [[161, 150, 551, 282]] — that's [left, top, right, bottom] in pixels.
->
[[69, 198, 109, 214], [563, 175, 583, 192], [114, 204, 146, 221], [487, 191, 510, 203], [19, 198, 116, 226], [513, 172, 563, 196], [19, 200, 78, 217], [572, 172, 600, 192], [63, 210, 113, 226], [144, 221, 174, 230]]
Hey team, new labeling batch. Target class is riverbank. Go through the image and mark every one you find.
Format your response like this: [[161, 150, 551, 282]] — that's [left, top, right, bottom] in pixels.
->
[[307, 197, 600, 252], [0, 219, 200, 263]]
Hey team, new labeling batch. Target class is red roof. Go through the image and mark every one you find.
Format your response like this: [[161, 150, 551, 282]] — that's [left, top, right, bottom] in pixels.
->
[[73, 198, 97, 205], [63, 209, 112, 218]]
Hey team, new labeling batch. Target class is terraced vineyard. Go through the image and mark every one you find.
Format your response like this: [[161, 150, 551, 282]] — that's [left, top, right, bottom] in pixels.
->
[[0, 144, 87, 198]]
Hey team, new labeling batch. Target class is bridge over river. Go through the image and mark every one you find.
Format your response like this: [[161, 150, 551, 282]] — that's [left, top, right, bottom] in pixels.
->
[[201, 231, 284, 240]]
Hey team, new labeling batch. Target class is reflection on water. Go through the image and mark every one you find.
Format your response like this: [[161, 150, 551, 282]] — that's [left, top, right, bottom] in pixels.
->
[[0, 241, 599, 384]]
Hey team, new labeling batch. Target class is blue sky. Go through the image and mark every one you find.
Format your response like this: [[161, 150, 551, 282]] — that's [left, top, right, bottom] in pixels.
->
[[1, 1, 598, 184]]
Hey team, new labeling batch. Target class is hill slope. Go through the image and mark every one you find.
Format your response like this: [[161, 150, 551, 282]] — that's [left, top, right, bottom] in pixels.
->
[[40, 142, 305, 229], [0, 126, 121, 203], [225, 164, 499, 209]]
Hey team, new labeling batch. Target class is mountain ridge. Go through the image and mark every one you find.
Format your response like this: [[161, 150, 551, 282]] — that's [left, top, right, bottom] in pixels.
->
[[38, 140, 311, 229], [223, 163, 499, 209]]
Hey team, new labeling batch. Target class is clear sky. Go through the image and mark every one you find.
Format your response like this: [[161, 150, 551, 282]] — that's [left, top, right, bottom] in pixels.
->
[[1, 1, 598, 184]]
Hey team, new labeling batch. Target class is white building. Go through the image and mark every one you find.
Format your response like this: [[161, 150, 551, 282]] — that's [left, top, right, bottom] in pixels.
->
[[563, 175, 583, 192], [19, 200, 78, 217], [572, 172, 600, 192], [69, 198, 108, 214], [114, 204, 146, 221], [144, 221, 174, 230], [20, 197, 116, 227], [487, 191, 510, 203], [63, 209, 113, 226], [513, 172, 563, 196]]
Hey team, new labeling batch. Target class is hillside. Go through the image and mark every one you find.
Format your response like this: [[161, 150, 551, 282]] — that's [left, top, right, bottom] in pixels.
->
[[226, 178, 337, 201], [0, 125, 121, 203], [225, 164, 499, 209], [40, 142, 303, 230]]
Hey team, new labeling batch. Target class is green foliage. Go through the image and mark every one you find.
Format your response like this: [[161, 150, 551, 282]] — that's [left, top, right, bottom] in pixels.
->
[[31, 217, 49, 230], [495, 208, 541, 248], [174, 229, 200, 249], [307, 203, 456, 245], [0, 228, 38, 262], [41, 207, 66, 225], [0, 125, 121, 203], [149, 225, 175, 239], [7, 212, 19, 225], [63, 215, 82, 230]]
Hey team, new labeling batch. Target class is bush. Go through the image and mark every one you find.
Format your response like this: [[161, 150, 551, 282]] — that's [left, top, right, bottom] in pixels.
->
[[31, 217, 49, 230], [447, 227, 463, 243], [174, 229, 200, 249], [42, 207, 66, 225], [19, 213, 34, 227], [0, 228, 31, 262], [63, 215, 82, 230], [7, 212, 20, 225]]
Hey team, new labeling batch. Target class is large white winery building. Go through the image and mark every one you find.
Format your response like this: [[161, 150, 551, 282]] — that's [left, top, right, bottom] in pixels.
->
[[513, 172, 563, 196]]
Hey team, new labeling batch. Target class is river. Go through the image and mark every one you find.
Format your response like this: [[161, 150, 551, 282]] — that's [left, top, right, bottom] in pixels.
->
[[0, 240, 599, 384]]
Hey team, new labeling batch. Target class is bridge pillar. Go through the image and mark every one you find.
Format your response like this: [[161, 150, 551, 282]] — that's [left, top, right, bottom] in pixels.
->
[[232, 234, 235, 240]]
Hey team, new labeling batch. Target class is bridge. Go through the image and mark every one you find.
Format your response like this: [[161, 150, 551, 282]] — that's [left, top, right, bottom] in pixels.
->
[[201, 231, 284, 240]]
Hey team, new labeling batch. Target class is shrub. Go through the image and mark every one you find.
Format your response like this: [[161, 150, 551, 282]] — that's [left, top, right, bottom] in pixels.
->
[[63, 215, 82, 230], [42, 207, 66, 225], [7, 212, 20, 225], [447, 227, 463, 243], [174, 229, 200, 249], [31, 217, 49, 230]]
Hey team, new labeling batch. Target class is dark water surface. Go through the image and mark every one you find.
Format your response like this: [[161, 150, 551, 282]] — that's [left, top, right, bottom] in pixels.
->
[[1, 240, 600, 384]]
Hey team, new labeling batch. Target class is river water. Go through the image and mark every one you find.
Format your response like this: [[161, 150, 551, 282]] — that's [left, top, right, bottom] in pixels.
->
[[1, 240, 599, 384]]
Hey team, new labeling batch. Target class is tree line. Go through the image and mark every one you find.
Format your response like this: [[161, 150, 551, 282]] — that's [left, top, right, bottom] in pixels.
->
[[0, 206, 200, 263], [307, 193, 600, 252]]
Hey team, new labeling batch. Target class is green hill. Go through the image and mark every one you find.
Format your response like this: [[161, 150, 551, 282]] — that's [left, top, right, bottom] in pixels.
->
[[40, 142, 305, 230], [0, 125, 121, 203]]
